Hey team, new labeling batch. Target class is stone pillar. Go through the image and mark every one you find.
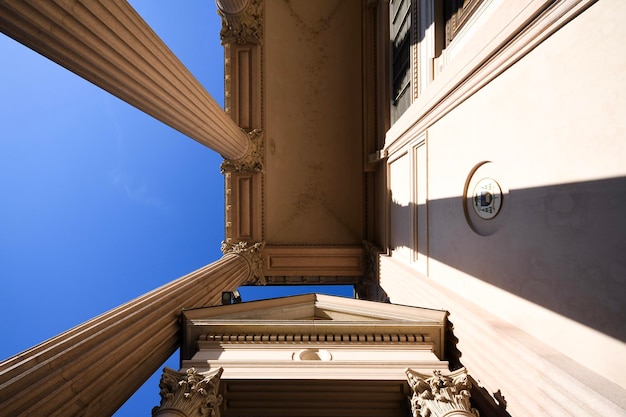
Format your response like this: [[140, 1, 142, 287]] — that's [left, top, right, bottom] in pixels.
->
[[0, 243, 264, 417], [152, 367, 223, 417], [0, 0, 249, 160], [406, 368, 479, 417]]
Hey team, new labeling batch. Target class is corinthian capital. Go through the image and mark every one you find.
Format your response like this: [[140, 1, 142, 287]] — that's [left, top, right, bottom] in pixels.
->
[[152, 367, 223, 417], [220, 129, 264, 174], [217, 0, 263, 45], [221, 240, 266, 284], [406, 368, 479, 417]]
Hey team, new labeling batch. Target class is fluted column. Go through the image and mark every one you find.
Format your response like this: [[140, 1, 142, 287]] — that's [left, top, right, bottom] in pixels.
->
[[0, 0, 249, 160], [0, 243, 264, 417]]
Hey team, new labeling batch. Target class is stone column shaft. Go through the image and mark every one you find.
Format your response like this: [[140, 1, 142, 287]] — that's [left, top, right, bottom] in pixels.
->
[[0, 253, 252, 417], [0, 0, 249, 160]]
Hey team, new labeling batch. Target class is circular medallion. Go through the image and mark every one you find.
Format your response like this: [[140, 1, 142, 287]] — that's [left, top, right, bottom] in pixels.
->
[[472, 178, 502, 219], [464, 162, 508, 236]]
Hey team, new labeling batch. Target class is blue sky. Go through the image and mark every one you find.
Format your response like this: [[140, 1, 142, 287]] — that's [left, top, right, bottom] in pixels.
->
[[0, 2, 352, 415]]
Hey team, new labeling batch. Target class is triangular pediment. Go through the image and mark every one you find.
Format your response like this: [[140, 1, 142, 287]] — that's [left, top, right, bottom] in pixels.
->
[[182, 293, 446, 323], [181, 294, 447, 361]]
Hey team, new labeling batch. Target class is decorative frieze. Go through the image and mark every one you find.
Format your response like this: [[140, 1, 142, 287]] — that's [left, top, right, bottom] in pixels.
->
[[221, 240, 266, 284], [218, 0, 263, 45], [406, 368, 479, 417], [220, 129, 264, 174], [152, 367, 223, 417]]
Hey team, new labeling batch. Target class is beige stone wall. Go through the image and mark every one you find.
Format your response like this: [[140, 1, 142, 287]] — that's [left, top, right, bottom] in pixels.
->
[[382, 0, 626, 405], [379, 255, 626, 416]]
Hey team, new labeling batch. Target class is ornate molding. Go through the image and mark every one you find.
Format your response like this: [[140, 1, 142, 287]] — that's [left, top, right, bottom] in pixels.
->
[[406, 368, 479, 417], [218, 0, 263, 45], [152, 367, 223, 417], [221, 240, 266, 284], [356, 241, 389, 302], [220, 129, 264, 174], [202, 332, 430, 343]]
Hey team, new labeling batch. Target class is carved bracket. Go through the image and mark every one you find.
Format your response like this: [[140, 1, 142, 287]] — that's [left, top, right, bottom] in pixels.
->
[[220, 129, 264, 174], [406, 368, 479, 417], [221, 240, 266, 284], [152, 367, 224, 417], [218, 0, 263, 45], [356, 241, 389, 302]]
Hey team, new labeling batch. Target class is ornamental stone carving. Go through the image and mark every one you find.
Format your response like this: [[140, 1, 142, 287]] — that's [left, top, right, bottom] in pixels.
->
[[406, 368, 479, 417], [356, 241, 389, 302], [218, 0, 263, 45], [152, 367, 223, 417], [220, 129, 264, 174], [221, 240, 266, 284]]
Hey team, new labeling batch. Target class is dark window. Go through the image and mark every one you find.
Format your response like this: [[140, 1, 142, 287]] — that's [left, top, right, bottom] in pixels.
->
[[390, 0, 412, 123], [445, 0, 486, 47]]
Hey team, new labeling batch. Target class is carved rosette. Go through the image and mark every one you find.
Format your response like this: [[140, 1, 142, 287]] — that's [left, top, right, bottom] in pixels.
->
[[218, 0, 263, 45], [406, 368, 479, 417], [220, 129, 264, 174], [152, 367, 224, 417], [221, 240, 266, 284]]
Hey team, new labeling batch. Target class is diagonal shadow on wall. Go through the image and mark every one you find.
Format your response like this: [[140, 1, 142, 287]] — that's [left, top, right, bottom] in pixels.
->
[[390, 176, 626, 343]]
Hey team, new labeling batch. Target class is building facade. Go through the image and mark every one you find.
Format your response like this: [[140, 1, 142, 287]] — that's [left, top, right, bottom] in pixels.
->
[[0, 0, 625, 416]]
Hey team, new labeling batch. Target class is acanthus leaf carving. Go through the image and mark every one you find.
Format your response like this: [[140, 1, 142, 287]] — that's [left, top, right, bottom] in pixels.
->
[[221, 240, 266, 284], [218, 0, 263, 45], [406, 368, 479, 417], [220, 129, 264, 174], [152, 367, 224, 417]]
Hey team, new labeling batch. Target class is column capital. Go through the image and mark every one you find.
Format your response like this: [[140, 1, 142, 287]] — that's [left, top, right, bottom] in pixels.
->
[[152, 367, 223, 417], [406, 368, 479, 417], [221, 240, 266, 284], [217, 0, 263, 45], [220, 129, 264, 174]]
